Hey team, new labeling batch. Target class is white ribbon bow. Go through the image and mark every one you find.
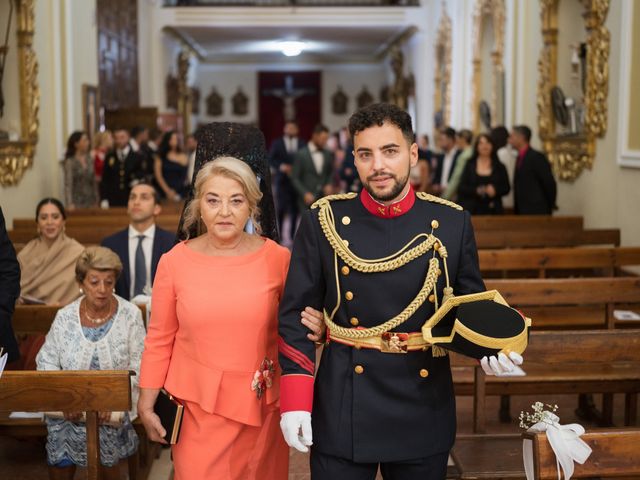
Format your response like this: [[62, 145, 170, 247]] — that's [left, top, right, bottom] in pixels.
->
[[523, 411, 592, 480]]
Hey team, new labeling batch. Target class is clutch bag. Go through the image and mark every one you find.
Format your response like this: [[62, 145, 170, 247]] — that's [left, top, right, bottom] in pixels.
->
[[153, 388, 184, 444]]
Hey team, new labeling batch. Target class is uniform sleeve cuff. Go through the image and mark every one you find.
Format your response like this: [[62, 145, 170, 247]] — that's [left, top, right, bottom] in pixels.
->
[[280, 374, 314, 413]]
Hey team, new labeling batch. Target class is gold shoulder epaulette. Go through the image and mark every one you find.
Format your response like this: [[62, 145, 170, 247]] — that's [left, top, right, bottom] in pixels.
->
[[416, 192, 463, 211], [311, 192, 358, 209]]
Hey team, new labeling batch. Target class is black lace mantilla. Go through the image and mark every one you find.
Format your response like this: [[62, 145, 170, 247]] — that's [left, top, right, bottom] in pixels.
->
[[177, 122, 279, 242]]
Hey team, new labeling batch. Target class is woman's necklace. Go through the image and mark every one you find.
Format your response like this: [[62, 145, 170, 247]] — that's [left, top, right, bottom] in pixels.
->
[[82, 297, 114, 325]]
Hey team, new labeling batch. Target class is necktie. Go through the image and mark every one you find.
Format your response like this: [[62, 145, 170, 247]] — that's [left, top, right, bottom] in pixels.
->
[[134, 235, 146, 296]]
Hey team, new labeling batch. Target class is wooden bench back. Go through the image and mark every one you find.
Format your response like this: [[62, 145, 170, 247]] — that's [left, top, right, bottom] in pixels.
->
[[12, 303, 148, 334], [471, 215, 583, 231], [475, 228, 620, 249], [13, 215, 181, 230], [0, 370, 133, 480], [66, 204, 184, 216], [485, 277, 640, 328], [523, 428, 640, 479], [479, 246, 640, 277], [9, 224, 179, 244]]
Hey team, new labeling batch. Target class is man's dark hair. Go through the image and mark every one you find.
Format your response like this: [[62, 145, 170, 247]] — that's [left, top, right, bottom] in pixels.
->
[[130, 126, 148, 139], [149, 128, 162, 143], [513, 125, 532, 143], [312, 124, 330, 135], [348, 103, 414, 145], [457, 129, 473, 145], [490, 126, 509, 150], [440, 126, 456, 140], [130, 180, 161, 205]]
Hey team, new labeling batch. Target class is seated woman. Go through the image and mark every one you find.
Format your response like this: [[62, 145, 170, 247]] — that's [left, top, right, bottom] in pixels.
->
[[457, 134, 510, 215], [36, 246, 146, 480]]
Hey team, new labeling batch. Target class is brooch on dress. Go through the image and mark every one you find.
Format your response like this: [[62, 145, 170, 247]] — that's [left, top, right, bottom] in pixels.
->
[[251, 357, 275, 399]]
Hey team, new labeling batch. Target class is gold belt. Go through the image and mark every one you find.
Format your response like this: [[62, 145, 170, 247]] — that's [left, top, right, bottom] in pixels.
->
[[328, 329, 431, 354]]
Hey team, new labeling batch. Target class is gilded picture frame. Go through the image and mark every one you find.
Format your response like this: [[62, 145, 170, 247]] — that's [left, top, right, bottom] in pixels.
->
[[537, 0, 610, 181], [0, 0, 39, 187]]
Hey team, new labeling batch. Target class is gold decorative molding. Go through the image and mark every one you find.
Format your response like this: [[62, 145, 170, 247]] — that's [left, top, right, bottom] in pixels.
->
[[434, 6, 452, 128], [0, 0, 39, 187], [537, 0, 609, 181], [471, 0, 506, 132]]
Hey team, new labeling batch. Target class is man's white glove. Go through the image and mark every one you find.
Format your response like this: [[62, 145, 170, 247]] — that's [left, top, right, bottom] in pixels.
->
[[480, 351, 523, 376], [280, 411, 313, 452]]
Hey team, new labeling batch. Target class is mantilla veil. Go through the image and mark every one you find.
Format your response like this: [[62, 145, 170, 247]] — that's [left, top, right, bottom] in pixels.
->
[[177, 122, 279, 242]]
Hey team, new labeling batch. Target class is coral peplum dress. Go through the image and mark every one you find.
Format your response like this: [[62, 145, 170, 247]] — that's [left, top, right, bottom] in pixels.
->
[[139, 238, 291, 480]]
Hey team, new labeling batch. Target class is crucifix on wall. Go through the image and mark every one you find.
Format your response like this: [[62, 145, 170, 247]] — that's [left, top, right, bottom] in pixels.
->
[[262, 75, 316, 122]]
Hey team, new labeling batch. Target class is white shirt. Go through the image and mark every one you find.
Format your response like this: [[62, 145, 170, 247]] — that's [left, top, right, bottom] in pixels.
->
[[285, 136, 298, 154], [130, 139, 140, 152], [440, 148, 458, 188], [117, 144, 131, 161], [128, 224, 155, 298], [308, 141, 325, 175]]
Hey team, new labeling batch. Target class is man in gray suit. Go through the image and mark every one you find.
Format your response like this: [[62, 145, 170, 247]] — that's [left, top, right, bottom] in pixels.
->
[[291, 124, 334, 212]]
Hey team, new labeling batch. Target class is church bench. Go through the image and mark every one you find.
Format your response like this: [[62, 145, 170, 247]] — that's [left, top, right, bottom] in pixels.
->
[[0, 370, 133, 480], [484, 277, 640, 329], [479, 246, 640, 278], [9, 222, 179, 244], [450, 329, 640, 433], [13, 214, 181, 231], [522, 428, 640, 479], [470, 215, 583, 231], [65, 203, 185, 216], [475, 228, 620, 249]]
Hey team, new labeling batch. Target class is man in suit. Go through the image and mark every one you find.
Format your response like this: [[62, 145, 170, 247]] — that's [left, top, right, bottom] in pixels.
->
[[100, 127, 144, 207], [131, 125, 155, 184], [0, 207, 20, 363], [509, 125, 557, 215], [278, 103, 521, 479], [269, 121, 304, 241], [432, 126, 462, 196], [101, 182, 175, 300], [291, 123, 334, 213]]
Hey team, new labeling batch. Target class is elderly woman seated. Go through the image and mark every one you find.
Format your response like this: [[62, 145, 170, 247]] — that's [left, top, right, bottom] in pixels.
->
[[36, 246, 146, 480]]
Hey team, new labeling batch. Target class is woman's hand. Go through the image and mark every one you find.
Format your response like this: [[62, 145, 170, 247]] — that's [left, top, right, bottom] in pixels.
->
[[302, 306, 326, 343], [138, 389, 168, 444], [98, 411, 112, 424], [64, 411, 83, 422]]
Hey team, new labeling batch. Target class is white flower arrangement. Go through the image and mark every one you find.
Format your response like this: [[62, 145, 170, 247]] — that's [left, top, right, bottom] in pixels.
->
[[519, 401, 559, 429]]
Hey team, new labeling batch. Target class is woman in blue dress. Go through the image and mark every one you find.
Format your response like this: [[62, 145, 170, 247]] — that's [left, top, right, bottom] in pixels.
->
[[153, 130, 189, 202]]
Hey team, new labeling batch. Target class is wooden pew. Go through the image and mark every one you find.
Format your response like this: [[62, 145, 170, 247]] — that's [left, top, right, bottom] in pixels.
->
[[0, 371, 133, 480], [471, 215, 583, 231], [484, 277, 640, 329], [475, 228, 620, 249], [451, 329, 640, 433], [9, 223, 180, 245], [66, 204, 184, 216], [523, 428, 640, 479], [479, 246, 640, 278], [13, 215, 181, 231]]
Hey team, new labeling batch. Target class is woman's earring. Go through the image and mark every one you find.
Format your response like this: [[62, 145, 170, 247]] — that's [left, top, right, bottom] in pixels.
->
[[79, 287, 84, 294]]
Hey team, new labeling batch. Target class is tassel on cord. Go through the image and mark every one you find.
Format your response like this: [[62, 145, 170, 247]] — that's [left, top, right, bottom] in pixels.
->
[[432, 345, 448, 357]]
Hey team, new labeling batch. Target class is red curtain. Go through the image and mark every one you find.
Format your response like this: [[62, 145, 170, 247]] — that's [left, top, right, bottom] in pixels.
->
[[258, 71, 321, 149]]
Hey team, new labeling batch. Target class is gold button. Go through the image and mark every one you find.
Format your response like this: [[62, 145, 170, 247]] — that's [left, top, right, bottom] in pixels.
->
[[350, 317, 359, 326], [431, 220, 439, 229], [343, 239, 350, 247], [341, 266, 350, 276], [354, 365, 364, 374], [345, 291, 354, 301], [419, 369, 429, 378], [429, 294, 435, 303], [342, 216, 351, 225]]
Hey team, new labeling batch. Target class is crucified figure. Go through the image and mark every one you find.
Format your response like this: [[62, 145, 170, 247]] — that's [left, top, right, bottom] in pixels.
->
[[263, 75, 316, 122]]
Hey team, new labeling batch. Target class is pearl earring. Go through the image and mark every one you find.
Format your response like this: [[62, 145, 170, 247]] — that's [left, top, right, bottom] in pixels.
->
[[79, 287, 84, 294]]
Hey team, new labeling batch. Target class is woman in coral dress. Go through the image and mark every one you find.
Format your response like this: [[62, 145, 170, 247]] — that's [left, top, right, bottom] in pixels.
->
[[138, 156, 324, 479]]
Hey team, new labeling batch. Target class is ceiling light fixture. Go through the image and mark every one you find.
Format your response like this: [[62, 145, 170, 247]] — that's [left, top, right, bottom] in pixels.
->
[[279, 41, 306, 57]]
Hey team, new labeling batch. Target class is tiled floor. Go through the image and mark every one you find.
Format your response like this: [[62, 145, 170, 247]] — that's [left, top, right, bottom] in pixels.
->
[[0, 393, 634, 479]]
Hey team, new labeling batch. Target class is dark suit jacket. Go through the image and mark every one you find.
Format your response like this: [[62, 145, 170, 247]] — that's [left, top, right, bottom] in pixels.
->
[[101, 226, 176, 300], [0, 207, 21, 362], [269, 136, 304, 204], [100, 145, 144, 206], [513, 147, 557, 215], [290, 145, 334, 211], [434, 149, 462, 187], [278, 195, 484, 462]]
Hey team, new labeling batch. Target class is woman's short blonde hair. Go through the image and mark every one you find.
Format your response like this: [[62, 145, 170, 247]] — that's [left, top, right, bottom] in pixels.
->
[[75, 246, 123, 283], [181, 156, 263, 239], [92, 130, 112, 149]]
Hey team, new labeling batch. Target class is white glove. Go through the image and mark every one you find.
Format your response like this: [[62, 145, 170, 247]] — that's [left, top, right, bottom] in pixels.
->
[[480, 351, 523, 376], [280, 411, 313, 452]]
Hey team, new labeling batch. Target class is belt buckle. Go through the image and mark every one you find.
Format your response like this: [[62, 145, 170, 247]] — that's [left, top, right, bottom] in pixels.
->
[[381, 332, 409, 354]]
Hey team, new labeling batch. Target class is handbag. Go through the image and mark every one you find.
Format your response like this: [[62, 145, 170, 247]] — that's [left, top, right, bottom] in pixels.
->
[[154, 389, 184, 444]]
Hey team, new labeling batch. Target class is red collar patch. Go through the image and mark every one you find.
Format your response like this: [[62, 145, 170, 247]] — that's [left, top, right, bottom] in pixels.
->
[[360, 185, 416, 219]]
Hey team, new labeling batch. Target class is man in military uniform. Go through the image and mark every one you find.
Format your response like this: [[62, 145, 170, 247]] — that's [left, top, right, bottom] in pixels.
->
[[100, 127, 144, 207], [278, 103, 520, 479]]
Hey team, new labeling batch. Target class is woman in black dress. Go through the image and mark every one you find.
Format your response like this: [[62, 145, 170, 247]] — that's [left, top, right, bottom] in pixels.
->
[[457, 133, 510, 215], [154, 131, 188, 202]]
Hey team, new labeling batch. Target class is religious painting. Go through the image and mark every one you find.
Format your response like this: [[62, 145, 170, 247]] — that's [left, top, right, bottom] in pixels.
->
[[166, 74, 178, 110], [258, 71, 321, 147], [206, 87, 223, 116], [357, 87, 374, 109], [232, 87, 249, 116], [331, 86, 348, 115], [82, 84, 101, 138], [191, 86, 201, 114]]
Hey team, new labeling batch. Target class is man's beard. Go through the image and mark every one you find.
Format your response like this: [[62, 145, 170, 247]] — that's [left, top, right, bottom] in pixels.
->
[[362, 169, 410, 203]]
